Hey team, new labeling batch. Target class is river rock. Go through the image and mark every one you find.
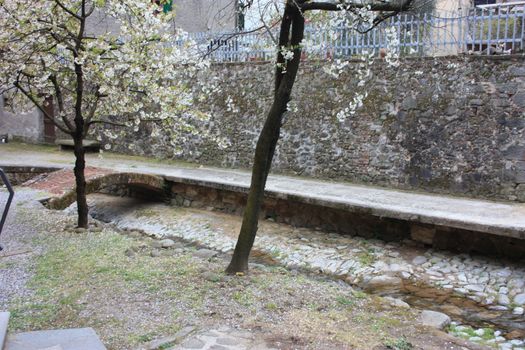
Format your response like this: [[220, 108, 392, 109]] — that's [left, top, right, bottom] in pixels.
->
[[498, 294, 511, 306], [363, 275, 403, 291], [465, 284, 484, 292], [513, 293, 525, 305], [202, 271, 222, 282], [419, 310, 451, 329], [412, 256, 427, 265], [383, 297, 410, 309], [506, 329, 525, 339], [509, 278, 525, 289], [160, 239, 175, 248], [194, 248, 218, 260]]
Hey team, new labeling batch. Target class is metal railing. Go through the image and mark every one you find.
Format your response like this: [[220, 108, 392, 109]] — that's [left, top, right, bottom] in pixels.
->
[[0, 168, 14, 252], [184, 2, 525, 62]]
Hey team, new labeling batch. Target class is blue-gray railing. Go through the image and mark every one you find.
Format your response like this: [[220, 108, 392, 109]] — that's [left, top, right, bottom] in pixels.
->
[[185, 2, 525, 62], [0, 168, 14, 251]]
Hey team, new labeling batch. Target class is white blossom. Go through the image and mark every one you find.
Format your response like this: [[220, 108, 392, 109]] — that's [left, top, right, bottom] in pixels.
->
[[0, 0, 221, 151]]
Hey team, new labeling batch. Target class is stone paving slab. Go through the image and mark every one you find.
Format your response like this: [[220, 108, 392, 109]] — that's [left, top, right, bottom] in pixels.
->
[[0, 312, 9, 349], [5, 328, 106, 350], [171, 327, 275, 350], [1, 146, 525, 239]]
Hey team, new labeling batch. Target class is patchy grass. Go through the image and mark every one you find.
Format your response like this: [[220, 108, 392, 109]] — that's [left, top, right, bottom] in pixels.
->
[[4, 200, 464, 350], [1, 141, 199, 169], [357, 248, 376, 266], [384, 336, 414, 350], [135, 208, 161, 218], [336, 295, 355, 307], [1, 142, 58, 154], [448, 324, 497, 346]]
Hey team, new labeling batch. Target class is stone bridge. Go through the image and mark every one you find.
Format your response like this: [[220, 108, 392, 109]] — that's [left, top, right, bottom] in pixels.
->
[[22, 167, 166, 210]]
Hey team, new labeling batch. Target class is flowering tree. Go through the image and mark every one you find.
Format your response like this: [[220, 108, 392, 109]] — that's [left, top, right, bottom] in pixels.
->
[[0, 0, 207, 228], [226, 0, 416, 274]]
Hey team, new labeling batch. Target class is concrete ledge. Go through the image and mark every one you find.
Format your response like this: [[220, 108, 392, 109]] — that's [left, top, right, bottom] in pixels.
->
[[0, 312, 9, 350], [164, 172, 525, 241]]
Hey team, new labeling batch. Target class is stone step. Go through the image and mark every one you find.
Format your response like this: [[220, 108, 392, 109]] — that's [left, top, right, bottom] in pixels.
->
[[0, 312, 9, 350], [5, 328, 106, 350]]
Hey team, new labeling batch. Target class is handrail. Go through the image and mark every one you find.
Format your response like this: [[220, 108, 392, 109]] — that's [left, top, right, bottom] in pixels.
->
[[0, 168, 14, 251]]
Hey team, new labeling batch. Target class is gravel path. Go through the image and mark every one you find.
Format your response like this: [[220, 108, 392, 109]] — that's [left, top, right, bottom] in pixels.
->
[[0, 188, 47, 309]]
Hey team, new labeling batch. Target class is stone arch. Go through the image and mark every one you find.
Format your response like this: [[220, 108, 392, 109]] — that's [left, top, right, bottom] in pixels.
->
[[47, 172, 166, 210]]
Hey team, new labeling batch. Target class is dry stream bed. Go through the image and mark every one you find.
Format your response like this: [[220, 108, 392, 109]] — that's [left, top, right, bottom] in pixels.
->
[[0, 189, 524, 349]]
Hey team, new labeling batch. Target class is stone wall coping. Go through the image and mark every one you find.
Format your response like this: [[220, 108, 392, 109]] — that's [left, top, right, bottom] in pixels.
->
[[164, 171, 525, 240], [210, 54, 525, 67]]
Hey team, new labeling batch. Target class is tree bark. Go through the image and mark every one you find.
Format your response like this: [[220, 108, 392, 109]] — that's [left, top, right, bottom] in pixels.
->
[[73, 135, 89, 228], [226, 3, 305, 274], [72, 2, 88, 229]]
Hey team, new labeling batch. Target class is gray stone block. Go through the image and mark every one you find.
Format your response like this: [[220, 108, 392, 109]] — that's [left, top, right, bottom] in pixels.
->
[[420, 310, 451, 329], [411, 225, 435, 245], [503, 145, 525, 161], [5, 328, 106, 350], [512, 92, 525, 108], [0, 312, 9, 350], [510, 67, 525, 77]]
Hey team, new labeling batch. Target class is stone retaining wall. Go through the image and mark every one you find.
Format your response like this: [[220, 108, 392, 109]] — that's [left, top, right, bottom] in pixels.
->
[[0, 166, 60, 186], [168, 182, 525, 259], [103, 55, 525, 202]]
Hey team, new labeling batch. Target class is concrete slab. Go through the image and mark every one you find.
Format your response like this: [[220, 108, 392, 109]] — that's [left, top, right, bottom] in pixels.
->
[[1, 145, 525, 240], [5, 328, 106, 350], [0, 312, 9, 349]]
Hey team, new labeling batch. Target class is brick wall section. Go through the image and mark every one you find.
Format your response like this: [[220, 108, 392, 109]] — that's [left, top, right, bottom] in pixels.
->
[[102, 55, 525, 202], [26, 167, 114, 196]]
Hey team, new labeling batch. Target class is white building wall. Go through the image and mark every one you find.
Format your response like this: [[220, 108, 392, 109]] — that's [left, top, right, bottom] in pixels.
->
[[428, 0, 472, 56], [0, 96, 44, 143]]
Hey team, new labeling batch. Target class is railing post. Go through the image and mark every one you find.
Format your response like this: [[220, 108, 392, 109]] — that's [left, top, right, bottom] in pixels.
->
[[521, 4, 525, 52], [488, 7, 493, 55], [0, 168, 14, 251]]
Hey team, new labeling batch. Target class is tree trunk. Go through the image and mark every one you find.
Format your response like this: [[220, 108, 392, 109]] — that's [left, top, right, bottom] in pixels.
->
[[73, 135, 89, 228], [72, 7, 88, 229], [226, 4, 305, 274]]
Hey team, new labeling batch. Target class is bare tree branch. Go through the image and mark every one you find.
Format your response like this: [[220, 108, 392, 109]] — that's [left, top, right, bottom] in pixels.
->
[[54, 0, 82, 20], [87, 119, 126, 128], [299, 0, 414, 12], [49, 74, 75, 131]]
